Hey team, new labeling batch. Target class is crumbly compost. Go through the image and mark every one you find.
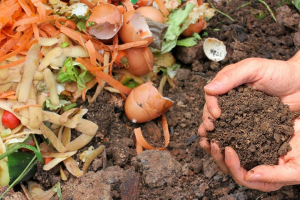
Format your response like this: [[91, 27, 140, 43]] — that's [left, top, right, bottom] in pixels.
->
[[207, 85, 298, 170]]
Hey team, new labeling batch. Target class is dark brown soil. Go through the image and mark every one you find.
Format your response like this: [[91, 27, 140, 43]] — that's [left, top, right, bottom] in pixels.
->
[[207, 85, 296, 170]]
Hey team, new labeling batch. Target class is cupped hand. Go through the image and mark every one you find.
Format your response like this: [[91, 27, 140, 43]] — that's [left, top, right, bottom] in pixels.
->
[[198, 51, 300, 191], [202, 118, 300, 192]]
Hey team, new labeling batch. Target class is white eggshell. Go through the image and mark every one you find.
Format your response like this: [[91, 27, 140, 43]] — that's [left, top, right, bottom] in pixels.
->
[[203, 38, 227, 62]]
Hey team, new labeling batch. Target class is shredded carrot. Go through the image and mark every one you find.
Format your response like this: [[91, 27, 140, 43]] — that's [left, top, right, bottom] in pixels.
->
[[115, 50, 128, 67], [81, 89, 87, 101], [32, 23, 40, 40], [13, 104, 42, 112], [0, 37, 19, 57], [76, 57, 103, 72], [154, 0, 169, 17], [60, 26, 88, 46], [64, 20, 77, 30], [0, 57, 26, 69], [18, 0, 35, 17], [107, 40, 148, 50], [134, 114, 170, 154], [31, 0, 46, 23], [0, 91, 15, 96], [80, 0, 95, 9], [0, 29, 33, 63], [121, 0, 134, 11], [26, 39, 38, 50], [85, 40, 97, 67], [95, 71, 132, 95], [44, 157, 54, 165], [39, 22, 59, 37]]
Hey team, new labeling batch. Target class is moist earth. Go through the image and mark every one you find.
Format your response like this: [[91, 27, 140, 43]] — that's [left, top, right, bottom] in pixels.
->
[[3, 0, 300, 199], [207, 85, 297, 170]]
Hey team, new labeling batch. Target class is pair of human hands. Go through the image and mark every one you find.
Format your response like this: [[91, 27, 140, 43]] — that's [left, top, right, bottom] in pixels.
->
[[199, 51, 300, 191]]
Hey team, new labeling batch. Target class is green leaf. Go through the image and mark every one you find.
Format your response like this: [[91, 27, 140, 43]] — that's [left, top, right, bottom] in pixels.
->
[[61, 42, 69, 48], [161, 3, 195, 53], [176, 33, 202, 47], [77, 20, 87, 31], [57, 57, 94, 90], [0, 143, 41, 162], [251, 7, 265, 20], [53, 182, 63, 200], [45, 98, 71, 111], [292, 0, 300, 11]]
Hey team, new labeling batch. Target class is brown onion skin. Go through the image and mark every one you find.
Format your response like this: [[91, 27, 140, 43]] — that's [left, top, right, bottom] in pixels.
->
[[181, 17, 207, 37], [125, 47, 153, 76], [124, 82, 173, 123]]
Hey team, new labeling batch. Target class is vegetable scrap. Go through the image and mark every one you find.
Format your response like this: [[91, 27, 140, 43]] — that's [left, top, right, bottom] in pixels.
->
[[0, 0, 216, 198]]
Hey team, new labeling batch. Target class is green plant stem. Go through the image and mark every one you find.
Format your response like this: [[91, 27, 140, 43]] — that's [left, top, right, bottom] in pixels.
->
[[0, 156, 38, 199], [207, 0, 235, 21], [237, 1, 252, 10], [257, 0, 277, 21]]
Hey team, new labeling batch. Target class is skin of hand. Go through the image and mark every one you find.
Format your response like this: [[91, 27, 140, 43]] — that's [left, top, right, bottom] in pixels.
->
[[198, 51, 300, 191]]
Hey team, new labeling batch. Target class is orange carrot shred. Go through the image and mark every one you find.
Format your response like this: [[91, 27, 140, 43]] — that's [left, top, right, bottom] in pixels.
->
[[64, 20, 77, 30], [80, 0, 95, 9], [107, 40, 148, 50], [32, 23, 39, 40], [0, 57, 26, 69], [154, 0, 169, 17], [60, 26, 88, 46], [85, 40, 97, 67], [95, 71, 132, 95], [44, 157, 54, 165], [121, 0, 134, 11], [31, 0, 46, 22], [0, 29, 33, 63], [13, 104, 42, 112], [134, 114, 170, 154], [18, 0, 35, 17]]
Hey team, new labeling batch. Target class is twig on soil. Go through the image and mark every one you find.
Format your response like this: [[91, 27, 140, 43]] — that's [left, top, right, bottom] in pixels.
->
[[207, 0, 235, 22], [257, 0, 277, 22]]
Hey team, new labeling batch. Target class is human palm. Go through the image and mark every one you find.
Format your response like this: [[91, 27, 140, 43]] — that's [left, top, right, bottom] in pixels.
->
[[199, 52, 300, 191]]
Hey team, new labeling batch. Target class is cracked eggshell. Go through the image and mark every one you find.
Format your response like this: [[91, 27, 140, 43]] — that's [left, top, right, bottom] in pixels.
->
[[119, 10, 154, 45], [125, 82, 173, 123], [86, 4, 123, 40], [203, 38, 227, 62]]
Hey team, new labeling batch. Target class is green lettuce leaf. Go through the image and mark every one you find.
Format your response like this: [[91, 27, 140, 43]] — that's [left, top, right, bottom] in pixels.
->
[[45, 98, 71, 110], [161, 3, 195, 53], [57, 57, 94, 90], [176, 33, 201, 47], [293, 0, 300, 12]]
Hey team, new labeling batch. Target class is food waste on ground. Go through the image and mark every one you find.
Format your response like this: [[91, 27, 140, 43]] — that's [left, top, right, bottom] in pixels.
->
[[0, 0, 215, 198]]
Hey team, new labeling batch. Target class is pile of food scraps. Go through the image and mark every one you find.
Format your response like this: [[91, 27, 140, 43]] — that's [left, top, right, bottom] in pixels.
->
[[0, 0, 215, 198]]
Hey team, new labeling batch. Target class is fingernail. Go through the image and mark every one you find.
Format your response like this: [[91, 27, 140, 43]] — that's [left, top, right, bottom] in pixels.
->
[[225, 147, 231, 160], [204, 82, 221, 92], [245, 170, 261, 181]]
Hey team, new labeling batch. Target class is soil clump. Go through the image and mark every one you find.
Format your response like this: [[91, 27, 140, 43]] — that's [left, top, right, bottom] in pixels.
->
[[207, 85, 298, 170]]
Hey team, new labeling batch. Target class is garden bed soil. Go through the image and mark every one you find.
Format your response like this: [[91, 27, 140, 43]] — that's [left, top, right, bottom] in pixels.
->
[[3, 0, 300, 199]]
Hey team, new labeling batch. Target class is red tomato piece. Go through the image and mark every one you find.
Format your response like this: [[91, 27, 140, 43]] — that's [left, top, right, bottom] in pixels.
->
[[2, 110, 20, 129]]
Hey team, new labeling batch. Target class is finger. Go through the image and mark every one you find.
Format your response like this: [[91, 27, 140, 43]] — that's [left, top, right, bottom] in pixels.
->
[[205, 93, 221, 119], [244, 160, 300, 185], [199, 137, 211, 154], [204, 58, 263, 96], [224, 147, 283, 192], [202, 104, 215, 131], [210, 140, 229, 174], [198, 123, 207, 137]]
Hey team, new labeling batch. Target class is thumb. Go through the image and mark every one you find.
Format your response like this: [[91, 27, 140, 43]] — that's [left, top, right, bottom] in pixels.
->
[[204, 58, 263, 95], [245, 163, 300, 185]]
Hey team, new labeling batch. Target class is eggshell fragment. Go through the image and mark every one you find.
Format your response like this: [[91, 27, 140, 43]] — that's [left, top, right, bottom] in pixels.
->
[[125, 82, 173, 123], [203, 38, 227, 62], [86, 4, 123, 40], [125, 47, 153, 76], [119, 10, 153, 45]]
